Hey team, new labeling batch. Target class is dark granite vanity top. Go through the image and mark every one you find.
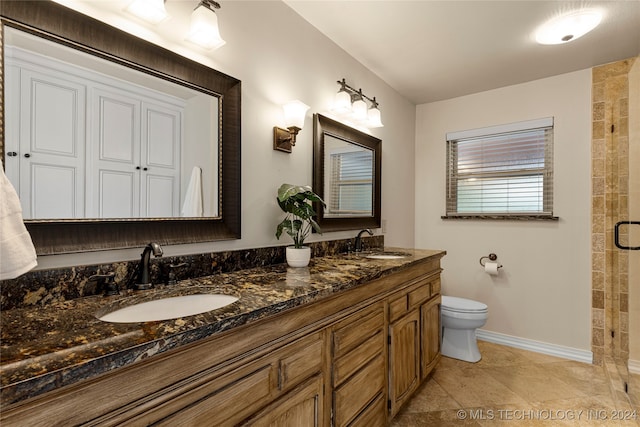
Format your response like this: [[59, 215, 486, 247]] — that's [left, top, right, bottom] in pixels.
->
[[0, 248, 444, 405]]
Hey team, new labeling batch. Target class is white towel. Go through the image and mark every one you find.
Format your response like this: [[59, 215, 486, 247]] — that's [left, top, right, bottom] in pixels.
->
[[0, 167, 37, 280], [181, 166, 203, 217]]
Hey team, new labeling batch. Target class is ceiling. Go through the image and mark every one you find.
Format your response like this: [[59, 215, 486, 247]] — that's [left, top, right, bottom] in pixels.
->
[[284, 1, 640, 104]]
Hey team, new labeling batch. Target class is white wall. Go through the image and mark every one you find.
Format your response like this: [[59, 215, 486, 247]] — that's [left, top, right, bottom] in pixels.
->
[[35, 1, 416, 269], [415, 70, 592, 351]]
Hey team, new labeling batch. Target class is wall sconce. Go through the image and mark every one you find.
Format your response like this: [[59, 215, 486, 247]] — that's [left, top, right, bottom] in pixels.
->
[[186, 0, 226, 50], [331, 78, 383, 128], [126, 0, 169, 24], [273, 100, 310, 153]]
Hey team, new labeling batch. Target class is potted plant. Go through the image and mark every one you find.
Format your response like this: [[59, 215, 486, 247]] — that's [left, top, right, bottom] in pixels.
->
[[275, 183, 325, 267]]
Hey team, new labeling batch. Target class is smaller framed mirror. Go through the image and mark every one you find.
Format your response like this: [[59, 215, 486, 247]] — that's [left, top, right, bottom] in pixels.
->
[[313, 114, 381, 232]]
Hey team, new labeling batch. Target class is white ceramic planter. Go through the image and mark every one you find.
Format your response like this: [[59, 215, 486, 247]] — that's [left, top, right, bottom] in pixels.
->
[[286, 246, 311, 268]]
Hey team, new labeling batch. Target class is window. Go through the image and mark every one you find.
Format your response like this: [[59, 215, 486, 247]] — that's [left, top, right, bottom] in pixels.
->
[[444, 117, 555, 219], [326, 149, 373, 217]]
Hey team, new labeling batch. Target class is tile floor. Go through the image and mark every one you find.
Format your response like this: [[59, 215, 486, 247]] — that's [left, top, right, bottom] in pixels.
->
[[390, 341, 640, 426]]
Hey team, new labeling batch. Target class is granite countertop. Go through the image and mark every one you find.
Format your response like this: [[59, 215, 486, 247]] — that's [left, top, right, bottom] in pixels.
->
[[0, 248, 444, 405]]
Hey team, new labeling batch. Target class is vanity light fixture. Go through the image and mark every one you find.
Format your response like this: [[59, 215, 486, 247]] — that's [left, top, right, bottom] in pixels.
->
[[126, 0, 169, 24], [273, 100, 310, 153], [331, 78, 383, 128], [186, 0, 226, 50], [535, 9, 603, 45]]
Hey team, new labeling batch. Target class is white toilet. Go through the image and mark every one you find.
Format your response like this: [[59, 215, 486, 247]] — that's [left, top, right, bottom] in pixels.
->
[[441, 296, 488, 362]]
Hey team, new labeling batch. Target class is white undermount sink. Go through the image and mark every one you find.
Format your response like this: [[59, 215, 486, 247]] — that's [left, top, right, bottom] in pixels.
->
[[364, 254, 406, 259], [98, 294, 238, 323]]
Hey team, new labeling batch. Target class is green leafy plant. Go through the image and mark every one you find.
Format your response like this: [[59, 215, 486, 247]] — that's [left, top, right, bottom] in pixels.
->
[[275, 183, 326, 248]]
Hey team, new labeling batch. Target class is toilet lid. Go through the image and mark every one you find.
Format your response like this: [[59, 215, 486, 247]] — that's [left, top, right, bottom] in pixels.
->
[[442, 296, 488, 312]]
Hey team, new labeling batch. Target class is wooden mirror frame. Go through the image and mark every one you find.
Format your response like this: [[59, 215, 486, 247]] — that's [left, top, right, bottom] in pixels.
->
[[312, 114, 381, 232], [0, 1, 241, 255]]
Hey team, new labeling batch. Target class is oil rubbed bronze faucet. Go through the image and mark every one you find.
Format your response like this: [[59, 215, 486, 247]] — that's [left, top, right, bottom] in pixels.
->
[[354, 229, 373, 252], [134, 242, 163, 290]]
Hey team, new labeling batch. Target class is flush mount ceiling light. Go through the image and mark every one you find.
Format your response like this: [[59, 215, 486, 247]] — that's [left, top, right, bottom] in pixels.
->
[[535, 9, 603, 45], [331, 78, 384, 128], [186, 0, 226, 50], [126, 0, 169, 24]]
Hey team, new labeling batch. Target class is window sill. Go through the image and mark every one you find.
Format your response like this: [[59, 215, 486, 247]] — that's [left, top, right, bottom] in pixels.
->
[[441, 215, 559, 221]]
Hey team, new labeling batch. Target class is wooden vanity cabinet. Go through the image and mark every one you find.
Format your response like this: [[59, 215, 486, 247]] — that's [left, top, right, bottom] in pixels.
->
[[0, 254, 443, 427], [388, 274, 442, 417]]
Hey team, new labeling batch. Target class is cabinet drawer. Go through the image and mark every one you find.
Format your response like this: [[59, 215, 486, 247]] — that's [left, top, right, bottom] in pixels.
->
[[431, 277, 441, 295], [349, 392, 386, 427], [333, 354, 385, 427], [408, 284, 430, 308], [279, 332, 324, 391], [389, 294, 408, 323], [154, 361, 276, 426], [333, 305, 383, 357], [333, 330, 383, 386]]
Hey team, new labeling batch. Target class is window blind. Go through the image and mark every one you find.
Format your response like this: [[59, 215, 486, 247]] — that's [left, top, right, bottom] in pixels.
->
[[445, 118, 554, 218], [327, 151, 373, 216]]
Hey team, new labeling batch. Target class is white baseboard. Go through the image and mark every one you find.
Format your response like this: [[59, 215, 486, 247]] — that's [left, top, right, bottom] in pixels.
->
[[476, 329, 593, 364], [629, 359, 640, 375]]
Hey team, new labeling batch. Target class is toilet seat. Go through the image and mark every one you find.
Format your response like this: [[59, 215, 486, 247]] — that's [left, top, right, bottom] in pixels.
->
[[441, 296, 487, 313]]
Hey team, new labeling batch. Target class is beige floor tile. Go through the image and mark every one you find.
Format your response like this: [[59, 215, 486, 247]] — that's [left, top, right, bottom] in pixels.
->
[[629, 373, 640, 408], [483, 363, 587, 403], [544, 360, 612, 397], [505, 347, 570, 365], [432, 366, 529, 408], [437, 354, 479, 370], [472, 342, 535, 368], [390, 410, 483, 427], [391, 343, 639, 426], [399, 376, 462, 414]]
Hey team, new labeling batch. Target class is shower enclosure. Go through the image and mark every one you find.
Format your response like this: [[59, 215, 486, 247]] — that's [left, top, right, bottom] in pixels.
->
[[591, 55, 639, 408]]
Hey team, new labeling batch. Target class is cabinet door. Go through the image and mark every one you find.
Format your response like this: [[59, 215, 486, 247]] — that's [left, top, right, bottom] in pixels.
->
[[388, 309, 420, 417], [244, 374, 324, 427], [421, 296, 441, 380]]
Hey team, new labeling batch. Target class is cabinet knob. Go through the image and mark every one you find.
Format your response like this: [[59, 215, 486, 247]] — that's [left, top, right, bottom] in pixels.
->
[[24, 153, 31, 158], [7, 151, 18, 157]]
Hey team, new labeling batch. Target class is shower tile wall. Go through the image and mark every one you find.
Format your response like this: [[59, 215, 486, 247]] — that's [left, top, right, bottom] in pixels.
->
[[591, 57, 635, 366]]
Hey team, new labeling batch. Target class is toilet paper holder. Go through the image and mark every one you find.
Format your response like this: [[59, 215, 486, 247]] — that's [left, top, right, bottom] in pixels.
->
[[479, 253, 503, 269]]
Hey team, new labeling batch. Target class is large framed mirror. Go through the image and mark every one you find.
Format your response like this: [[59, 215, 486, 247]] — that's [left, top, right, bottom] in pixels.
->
[[0, 1, 241, 255], [313, 114, 381, 232]]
